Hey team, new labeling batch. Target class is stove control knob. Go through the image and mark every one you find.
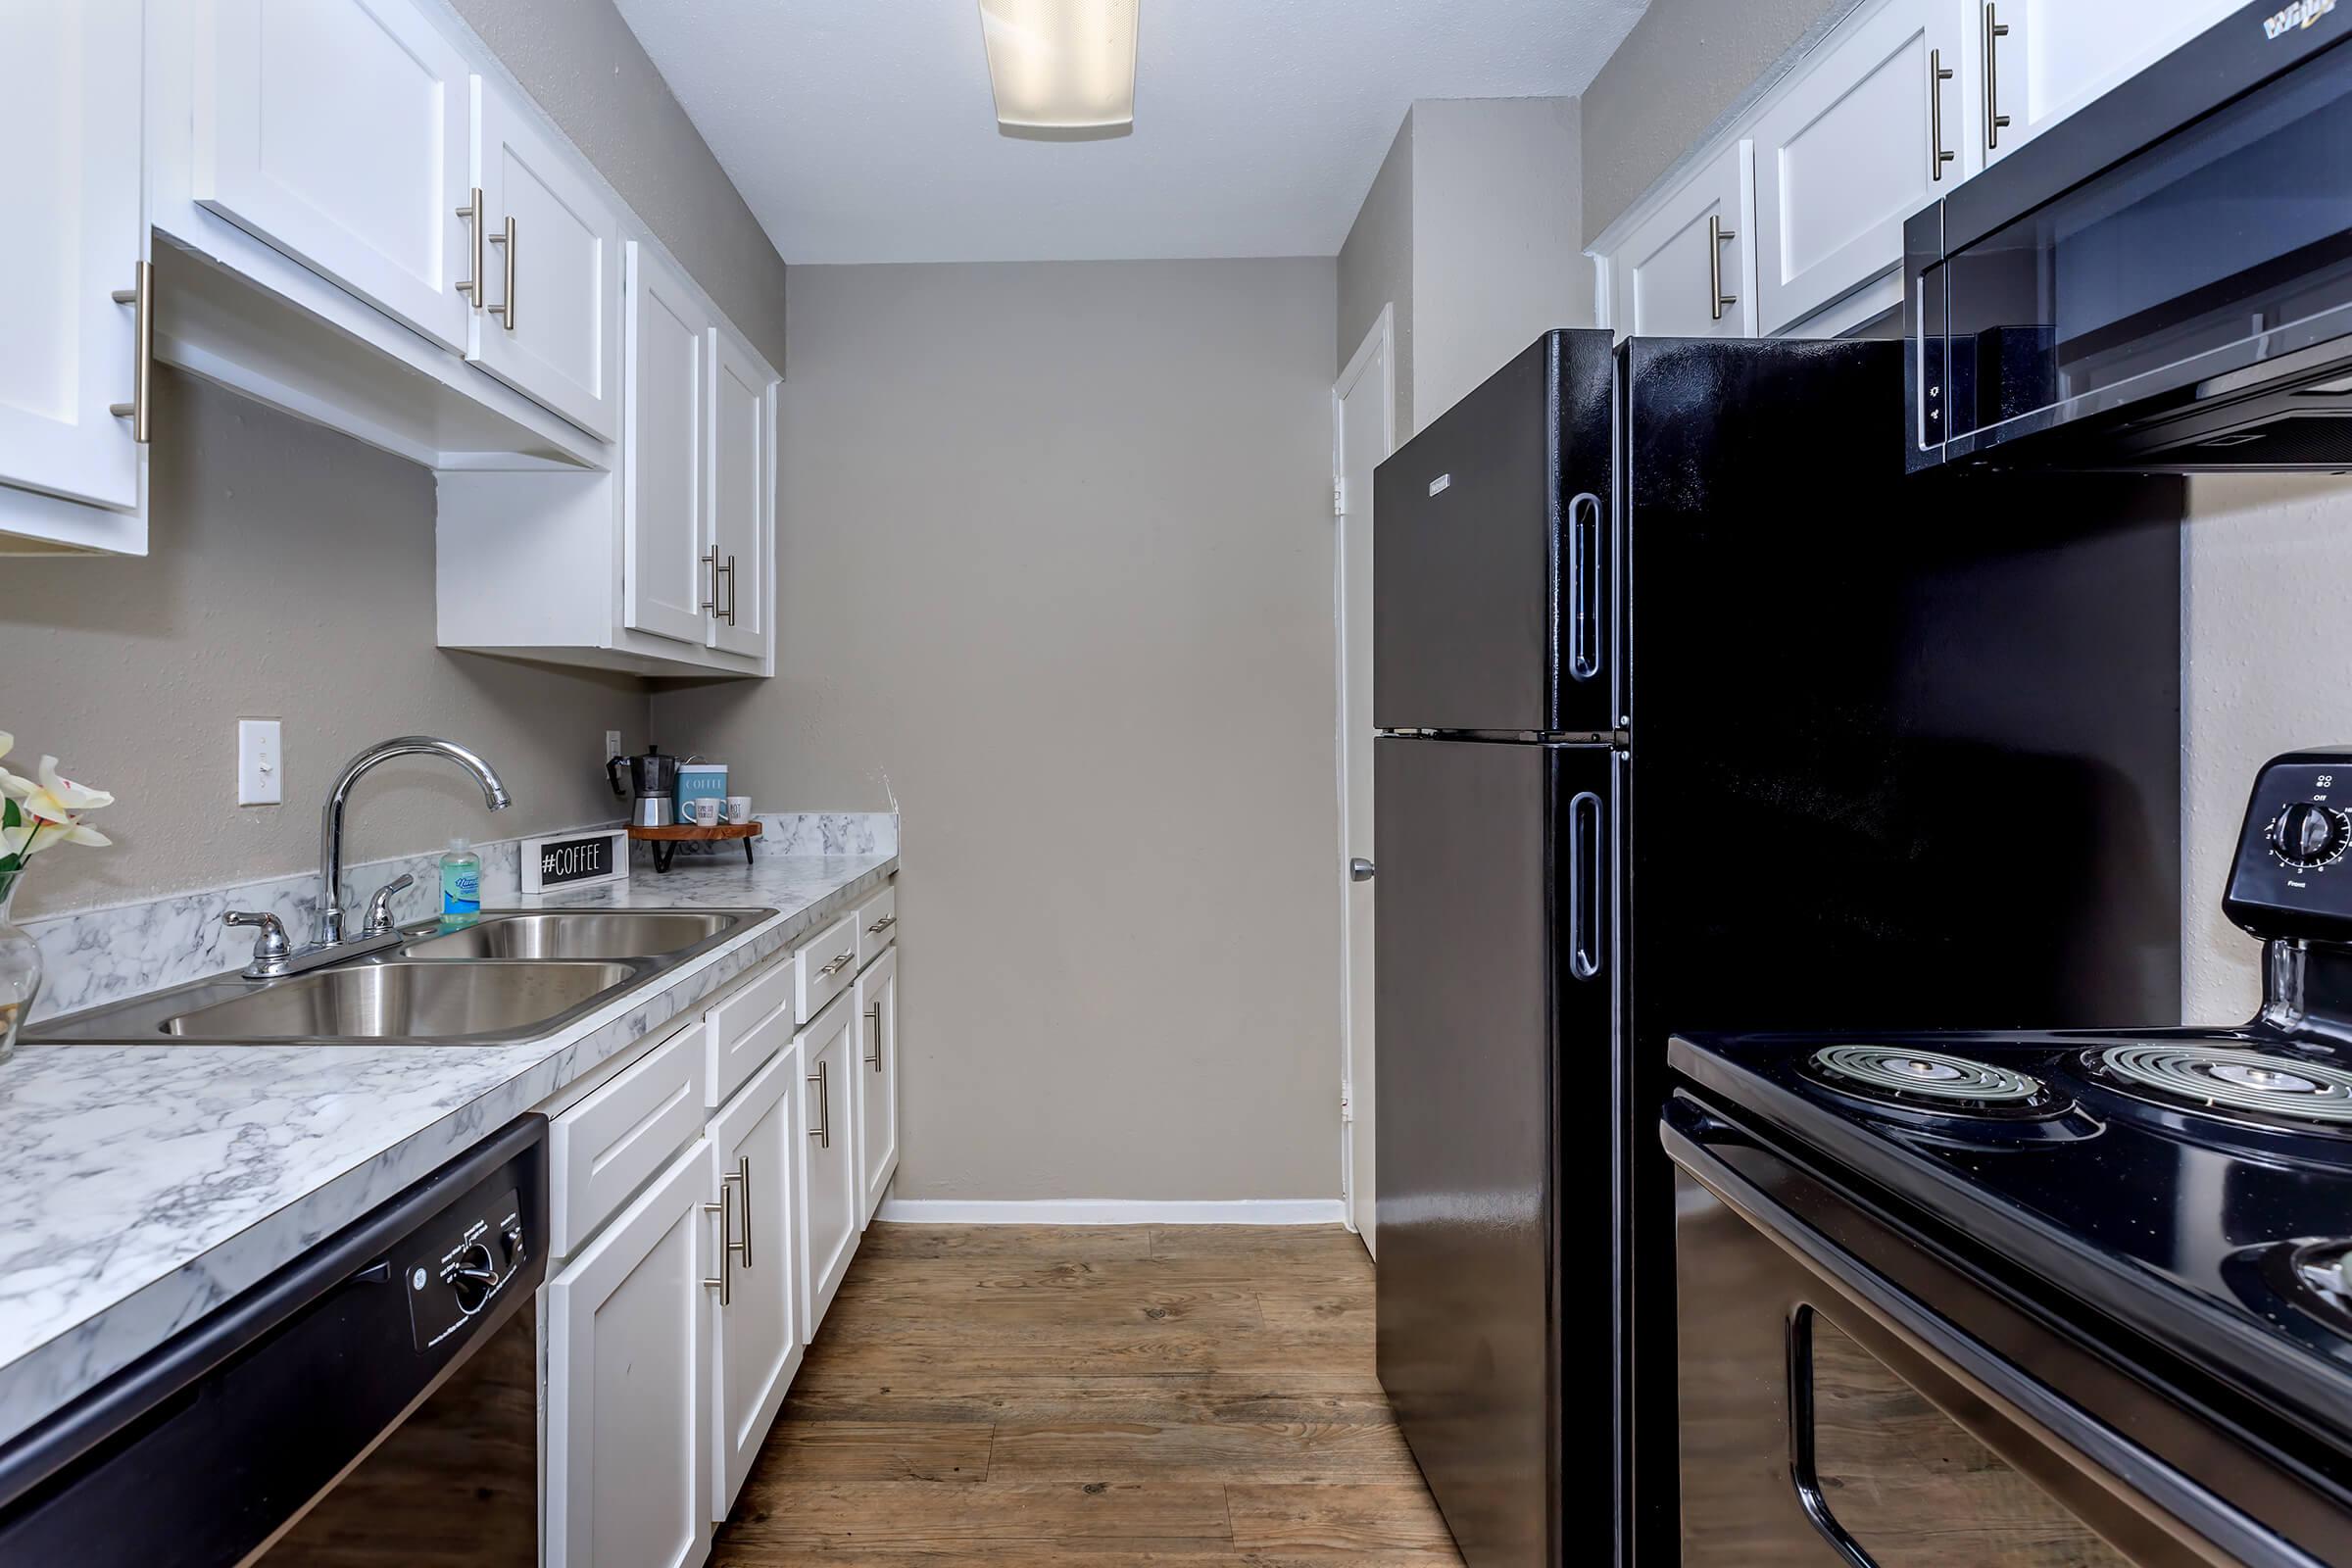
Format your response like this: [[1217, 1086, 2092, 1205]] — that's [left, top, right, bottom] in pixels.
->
[[2270, 803, 2349, 867], [449, 1242, 501, 1314]]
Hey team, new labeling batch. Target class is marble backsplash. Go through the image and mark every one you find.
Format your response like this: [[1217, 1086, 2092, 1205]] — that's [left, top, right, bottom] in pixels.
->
[[17, 812, 897, 1023]]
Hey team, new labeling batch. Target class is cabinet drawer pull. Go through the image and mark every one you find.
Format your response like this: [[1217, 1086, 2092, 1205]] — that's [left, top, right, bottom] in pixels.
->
[[702, 1179, 736, 1305], [1706, 215, 1737, 322], [808, 1058, 831, 1148], [865, 914, 896, 936], [864, 1004, 882, 1070], [487, 216, 517, 329], [456, 186, 484, 305], [1930, 48, 1956, 180], [107, 260, 152, 445], [817, 949, 855, 976], [1984, 4, 2011, 151]]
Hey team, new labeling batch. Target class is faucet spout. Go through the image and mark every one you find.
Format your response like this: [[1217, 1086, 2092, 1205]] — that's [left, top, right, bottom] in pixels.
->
[[318, 736, 512, 947]]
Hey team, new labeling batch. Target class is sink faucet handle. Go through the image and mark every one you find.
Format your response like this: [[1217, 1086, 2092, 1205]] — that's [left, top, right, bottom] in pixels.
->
[[363, 873, 416, 936], [222, 910, 293, 970]]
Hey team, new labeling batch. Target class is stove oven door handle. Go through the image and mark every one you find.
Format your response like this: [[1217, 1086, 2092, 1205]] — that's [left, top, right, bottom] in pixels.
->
[[1660, 1095, 2320, 1568]]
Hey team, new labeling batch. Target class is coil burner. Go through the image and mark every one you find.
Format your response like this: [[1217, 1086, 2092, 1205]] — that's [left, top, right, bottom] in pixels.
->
[[2091, 1044, 2352, 1130], [1805, 1046, 2056, 1116]]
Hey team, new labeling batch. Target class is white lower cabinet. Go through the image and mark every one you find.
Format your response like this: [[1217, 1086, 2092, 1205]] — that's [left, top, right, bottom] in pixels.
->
[[708, 1042, 805, 1520], [798, 991, 863, 1337], [854, 946, 900, 1227], [544, 1139, 715, 1568]]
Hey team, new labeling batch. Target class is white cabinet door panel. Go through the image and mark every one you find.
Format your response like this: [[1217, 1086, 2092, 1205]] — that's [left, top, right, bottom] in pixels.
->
[[1752, 0, 1968, 335], [623, 243, 710, 644], [544, 1140, 713, 1568], [706, 333, 770, 660], [472, 79, 622, 441], [193, 0, 472, 352], [709, 1046, 804, 1519], [797, 992, 860, 1338], [1610, 141, 1755, 339], [1983, 0, 2229, 164], [0, 0, 144, 517], [854, 946, 899, 1228]]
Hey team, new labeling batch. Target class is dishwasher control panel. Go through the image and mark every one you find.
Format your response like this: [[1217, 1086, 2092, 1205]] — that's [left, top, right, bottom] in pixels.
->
[[399, 1186, 528, 1351]]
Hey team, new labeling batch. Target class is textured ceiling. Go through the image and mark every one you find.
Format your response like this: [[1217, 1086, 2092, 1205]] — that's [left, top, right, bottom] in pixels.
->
[[610, 0, 1648, 264]]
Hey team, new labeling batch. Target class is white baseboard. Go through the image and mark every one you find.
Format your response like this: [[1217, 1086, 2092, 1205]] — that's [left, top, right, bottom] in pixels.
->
[[874, 1198, 1348, 1226]]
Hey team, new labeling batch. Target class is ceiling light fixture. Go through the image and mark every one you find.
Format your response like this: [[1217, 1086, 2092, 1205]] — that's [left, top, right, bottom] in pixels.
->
[[978, 0, 1139, 140]]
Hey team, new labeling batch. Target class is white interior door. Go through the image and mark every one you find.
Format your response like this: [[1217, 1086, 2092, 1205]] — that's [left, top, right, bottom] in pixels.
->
[[707, 332, 770, 659], [855, 946, 900, 1224], [544, 1140, 713, 1568], [798, 993, 861, 1336], [473, 77, 621, 440], [1336, 312, 1392, 1258], [193, 0, 472, 352], [0, 0, 144, 514], [623, 243, 710, 645], [709, 1045, 804, 1521]]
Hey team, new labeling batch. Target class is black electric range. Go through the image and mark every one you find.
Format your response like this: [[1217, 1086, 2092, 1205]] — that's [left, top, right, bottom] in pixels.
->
[[1663, 750, 2352, 1568]]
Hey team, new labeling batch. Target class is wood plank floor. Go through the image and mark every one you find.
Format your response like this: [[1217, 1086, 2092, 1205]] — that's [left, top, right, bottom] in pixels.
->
[[714, 1223, 1463, 1565]]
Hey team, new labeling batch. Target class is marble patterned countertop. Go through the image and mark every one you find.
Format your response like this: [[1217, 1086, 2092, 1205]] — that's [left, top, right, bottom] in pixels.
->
[[0, 851, 895, 1447]]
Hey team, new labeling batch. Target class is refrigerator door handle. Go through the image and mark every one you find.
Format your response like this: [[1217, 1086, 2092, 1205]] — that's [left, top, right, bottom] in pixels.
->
[[1567, 492, 1604, 684], [1567, 788, 1605, 981]]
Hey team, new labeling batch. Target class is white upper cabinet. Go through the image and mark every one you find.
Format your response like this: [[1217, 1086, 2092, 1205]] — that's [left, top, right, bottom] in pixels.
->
[[470, 78, 623, 441], [1750, 0, 1971, 335], [624, 243, 712, 645], [1979, 0, 2232, 166], [0, 0, 148, 554], [707, 332, 771, 661], [1610, 141, 1756, 339], [193, 0, 473, 354]]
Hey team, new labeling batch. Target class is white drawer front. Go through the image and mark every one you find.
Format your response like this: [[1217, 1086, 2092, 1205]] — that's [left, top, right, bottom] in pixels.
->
[[549, 1026, 705, 1257], [855, 883, 897, 972], [794, 912, 859, 1024], [705, 952, 794, 1108]]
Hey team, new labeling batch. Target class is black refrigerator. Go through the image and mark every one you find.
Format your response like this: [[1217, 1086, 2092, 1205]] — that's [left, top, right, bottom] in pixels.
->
[[1371, 331, 2188, 1567]]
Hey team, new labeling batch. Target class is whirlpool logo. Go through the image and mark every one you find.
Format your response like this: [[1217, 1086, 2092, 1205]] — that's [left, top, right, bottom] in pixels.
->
[[2264, 0, 2335, 39]]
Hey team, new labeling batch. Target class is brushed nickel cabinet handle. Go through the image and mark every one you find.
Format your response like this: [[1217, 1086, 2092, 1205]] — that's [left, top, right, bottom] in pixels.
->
[[808, 1058, 831, 1148], [818, 949, 856, 976], [107, 260, 152, 445], [456, 186, 484, 305], [864, 1004, 882, 1070], [701, 548, 718, 614], [865, 914, 896, 935], [1707, 215, 1738, 322], [487, 216, 517, 329], [1984, 4, 2011, 150], [1930, 48, 1956, 180], [733, 1153, 753, 1269], [702, 1180, 735, 1305]]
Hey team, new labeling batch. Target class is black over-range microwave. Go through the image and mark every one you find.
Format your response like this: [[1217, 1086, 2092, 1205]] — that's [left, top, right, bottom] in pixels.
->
[[1907, 0, 2352, 471]]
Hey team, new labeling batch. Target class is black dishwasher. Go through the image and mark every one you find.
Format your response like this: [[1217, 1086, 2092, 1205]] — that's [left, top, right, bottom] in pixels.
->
[[0, 1114, 547, 1567]]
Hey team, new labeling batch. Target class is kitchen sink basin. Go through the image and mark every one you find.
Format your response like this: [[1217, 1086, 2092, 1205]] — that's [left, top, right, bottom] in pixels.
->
[[157, 960, 640, 1042], [398, 909, 748, 960], [24, 906, 777, 1047]]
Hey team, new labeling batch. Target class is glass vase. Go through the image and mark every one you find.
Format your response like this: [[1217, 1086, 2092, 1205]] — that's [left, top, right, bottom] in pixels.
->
[[0, 874, 39, 1065]]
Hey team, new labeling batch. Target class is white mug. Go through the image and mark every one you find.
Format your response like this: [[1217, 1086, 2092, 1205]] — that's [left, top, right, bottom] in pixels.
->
[[690, 798, 721, 827], [724, 795, 753, 824]]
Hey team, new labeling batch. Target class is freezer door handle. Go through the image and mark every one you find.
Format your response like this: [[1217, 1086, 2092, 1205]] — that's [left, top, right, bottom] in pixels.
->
[[1567, 492, 1604, 683], [1567, 789, 1605, 980]]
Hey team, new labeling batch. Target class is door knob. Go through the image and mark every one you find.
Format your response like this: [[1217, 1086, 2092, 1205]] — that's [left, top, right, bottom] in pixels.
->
[[1350, 858, 1376, 882]]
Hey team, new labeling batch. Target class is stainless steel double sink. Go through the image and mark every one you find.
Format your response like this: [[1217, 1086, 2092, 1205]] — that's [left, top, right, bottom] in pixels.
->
[[27, 908, 774, 1048]]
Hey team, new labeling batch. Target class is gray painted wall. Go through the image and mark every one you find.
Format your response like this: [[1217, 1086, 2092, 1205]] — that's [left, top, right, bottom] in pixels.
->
[[1581, 0, 1848, 239], [0, 371, 648, 920], [652, 260, 1342, 1202], [446, 0, 790, 372], [1339, 112, 1416, 437], [1413, 97, 1587, 426]]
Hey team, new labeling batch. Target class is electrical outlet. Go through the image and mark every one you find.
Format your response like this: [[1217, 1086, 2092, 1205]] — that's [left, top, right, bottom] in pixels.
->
[[237, 718, 282, 806], [604, 729, 622, 765]]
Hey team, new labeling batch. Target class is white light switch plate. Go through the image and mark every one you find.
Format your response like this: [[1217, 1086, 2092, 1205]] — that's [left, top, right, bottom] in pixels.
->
[[237, 718, 281, 806], [605, 730, 622, 766]]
